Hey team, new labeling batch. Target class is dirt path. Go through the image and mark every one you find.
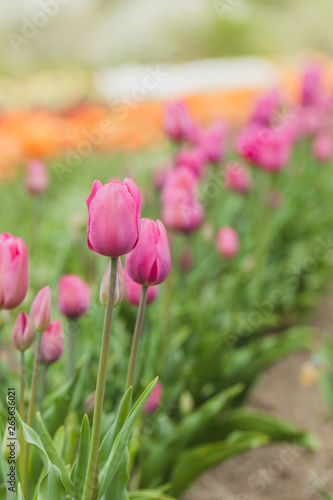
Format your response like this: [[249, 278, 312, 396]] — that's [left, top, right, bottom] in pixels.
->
[[183, 289, 333, 500]]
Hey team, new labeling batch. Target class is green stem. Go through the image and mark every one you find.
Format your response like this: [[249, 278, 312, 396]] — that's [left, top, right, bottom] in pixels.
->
[[69, 320, 77, 378], [82, 257, 118, 500], [19, 351, 25, 480], [22, 333, 41, 498], [39, 364, 48, 413], [126, 286, 148, 393]]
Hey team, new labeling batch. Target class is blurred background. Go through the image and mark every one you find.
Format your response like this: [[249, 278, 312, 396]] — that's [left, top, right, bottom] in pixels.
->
[[1, 0, 333, 106]]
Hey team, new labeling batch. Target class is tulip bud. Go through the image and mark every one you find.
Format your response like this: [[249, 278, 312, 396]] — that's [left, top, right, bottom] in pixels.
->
[[216, 226, 239, 258], [125, 219, 171, 286], [11, 311, 34, 352], [143, 381, 162, 414], [0, 233, 29, 310], [24, 160, 49, 195], [2, 423, 20, 461], [30, 286, 51, 333], [100, 259, 124, 307], [86, 178, 141, 258], [224, 162, 252, 194], [84, 391, 96, 416], [124, 268, 159, 307], [58, 275, 90, 319], [163, 101, 194, 142], [40, 319, 64, 364]]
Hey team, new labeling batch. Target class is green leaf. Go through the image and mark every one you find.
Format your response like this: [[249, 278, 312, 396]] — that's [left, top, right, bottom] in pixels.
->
[[129, 490, 176, 500], [170, 431, 269, 496], [53, 426, 66, 457], [99, 387, 132, 470], [220, 327, 313, 395], [36, 412, 74, 496], [17, 483, 25, 500], [42, 356, 86, 435], [73, 414, 90, 500], [15, 411, 66, 500], [219, 409, 319, 450], [103, 448, 129, 500], [140, 383, 243, 487], [98, 378, 158, 499]]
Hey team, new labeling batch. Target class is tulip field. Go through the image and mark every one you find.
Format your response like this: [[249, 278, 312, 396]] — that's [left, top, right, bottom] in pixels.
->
[[1, 62, 333, 500]]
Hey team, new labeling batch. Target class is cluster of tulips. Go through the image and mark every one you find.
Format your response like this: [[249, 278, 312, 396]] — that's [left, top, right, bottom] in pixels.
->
[[1, 174, 171, 499], [1, 62, 333, 500]]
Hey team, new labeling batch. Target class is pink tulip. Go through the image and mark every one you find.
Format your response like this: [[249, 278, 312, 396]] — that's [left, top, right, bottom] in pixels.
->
[[301, 65, 322, 107], [176, 147, 207, 177], [143, 381, 162, 413], [224, 162, 252, 194], [0, 233, 29, 310], [197, 123, 227, 164], [125, 219, 171, 286], [163, 101, 194, 142], [124, 268, 159, 306], [30, 286, 51, 333], [87, 178, 141, 258], [58, 274, 90, 319], [249, 89, 281, 127], [296, 105, 322, 137], [313, 133, 333, 163], [162, 188, 204, 233], [216, 227, 239, 258], [24, 160, 49, 195], [236, 124, 292, 172], [100, 259, 124, 307], [161, 167, 198, 202], [11, 312, 34, 351], [40, 319, 64, 364], [162, 168, 204, 233]]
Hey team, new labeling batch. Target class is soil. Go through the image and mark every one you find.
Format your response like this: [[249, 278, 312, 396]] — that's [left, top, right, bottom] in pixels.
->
[[182, 288, 333, 500]]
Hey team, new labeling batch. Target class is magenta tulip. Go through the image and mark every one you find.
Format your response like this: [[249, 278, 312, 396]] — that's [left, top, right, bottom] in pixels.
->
[[40, 319, 64, 364], [12, 312, 34, 351], [197, 123, 227, 164], [124, 268, 159, 306], [0, 233, 28, 310], [216, 227, 239, 258], [236, 124, 292, 172], [143, 381, 162, 413], [58, 274, 90, 319], [313, 133, 333, 163], [224, 162, 252, 194], [87, 178, 141, 258], [30, 286, 51, 333], [301, 65, 322, 107], [162, 188, 204, 233], [176, 147, 207, 177], [163, 101, 194, 142], [100, 259, 124, 307], [126, 219, 170, 286], [24, 160, 49, 195], [249, 89, 280, 127]]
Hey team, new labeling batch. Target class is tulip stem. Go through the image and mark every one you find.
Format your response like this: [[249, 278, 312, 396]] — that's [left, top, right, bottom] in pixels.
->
[[82, 257, 118, 500], [39, 364, 48, 413], [126, 286, 148, 394], [69, 320, 77, 378], [19, 351, 25, 479], [23, 333, 41, 498]]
